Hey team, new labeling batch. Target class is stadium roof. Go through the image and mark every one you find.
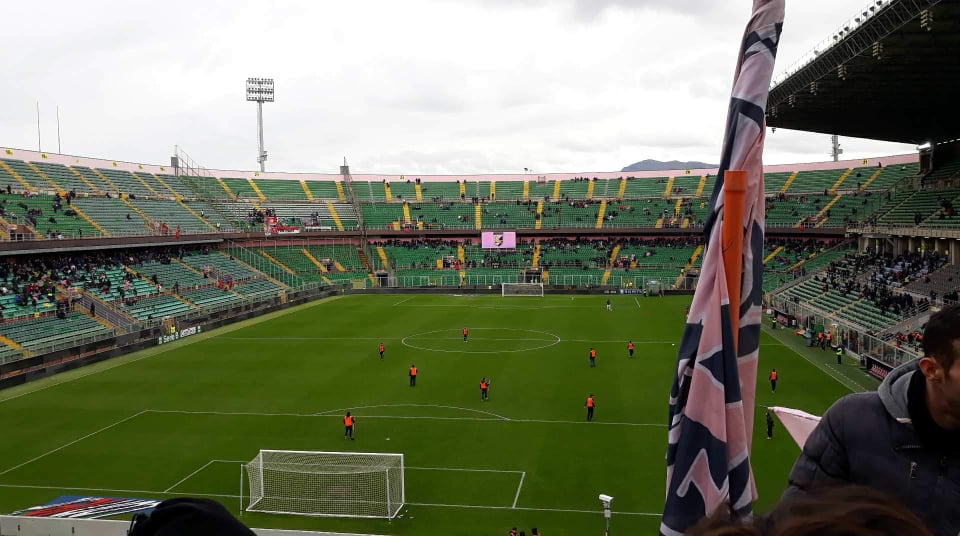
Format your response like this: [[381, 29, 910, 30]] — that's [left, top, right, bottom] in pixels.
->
[[766, 0, 960, 145]]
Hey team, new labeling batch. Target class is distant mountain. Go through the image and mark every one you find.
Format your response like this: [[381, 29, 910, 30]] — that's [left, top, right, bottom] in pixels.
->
[[621, 159, 717, 172]]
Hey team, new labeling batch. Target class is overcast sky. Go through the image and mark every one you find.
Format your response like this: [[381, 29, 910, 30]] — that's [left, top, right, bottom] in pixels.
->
[[0, 0, 913, 174]]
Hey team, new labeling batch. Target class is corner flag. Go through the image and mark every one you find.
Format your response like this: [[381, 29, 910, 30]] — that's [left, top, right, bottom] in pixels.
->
[[661, 2, 783, 535]]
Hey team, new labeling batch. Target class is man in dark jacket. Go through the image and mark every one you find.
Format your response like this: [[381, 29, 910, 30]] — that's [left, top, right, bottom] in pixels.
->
[[782, 305, 960, 536]]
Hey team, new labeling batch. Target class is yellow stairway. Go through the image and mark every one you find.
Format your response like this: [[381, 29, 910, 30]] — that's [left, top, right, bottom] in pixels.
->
[[326, 202, 345, 231], [829, 169, 853, 193], [663, 177, 675, 197], [764, 246, 784, 265], [860, 167, 884, 190], [300, 180, 314, 200], [779, 171, 798, 193], [595, 200, 607, 229], [216, 178, 237, 200], [0, 161, 35, 192], [695, 175, 708, 197], [247, 179, 266, 201], [376, 246, 390, 270]]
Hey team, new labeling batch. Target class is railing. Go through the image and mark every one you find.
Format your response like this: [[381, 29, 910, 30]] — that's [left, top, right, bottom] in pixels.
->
[[767, 293, 920, 369], [369, 272, 680, 289], [225, 240, 310, 289], [847, 223, 960, 239]]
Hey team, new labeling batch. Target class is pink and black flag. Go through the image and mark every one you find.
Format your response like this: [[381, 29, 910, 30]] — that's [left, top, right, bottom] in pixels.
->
[[660, 2, 783, 535]]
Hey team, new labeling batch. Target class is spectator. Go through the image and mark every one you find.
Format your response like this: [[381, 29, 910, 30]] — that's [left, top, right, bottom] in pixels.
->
[[782, 305, 960, 536]]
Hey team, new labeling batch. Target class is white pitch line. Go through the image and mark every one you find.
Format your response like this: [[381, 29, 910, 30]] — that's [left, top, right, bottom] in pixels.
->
[[314, 403, 510, 421], [512, 471, 526, 508], [405, 501, 660, 516], [406, 466, 523, 474], [164, 459, 218, 493], [635, 297, 642, 309], [393, 296, 415, 306], [766, 331, 866, 393], [0, 483, 659, 517], [145, 408, 665, 427], [0, 410, 147, 476]]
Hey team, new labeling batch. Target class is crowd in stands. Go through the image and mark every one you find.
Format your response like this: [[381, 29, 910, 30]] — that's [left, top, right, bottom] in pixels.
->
[[0, 246, 221, 322], [0, 189, 86, 238], [817, 250, 941, 316]]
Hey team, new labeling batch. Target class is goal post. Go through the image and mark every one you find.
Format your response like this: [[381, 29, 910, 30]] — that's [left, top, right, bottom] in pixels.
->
[[244, 450, 404, 519], [502, 282, 544, 297]]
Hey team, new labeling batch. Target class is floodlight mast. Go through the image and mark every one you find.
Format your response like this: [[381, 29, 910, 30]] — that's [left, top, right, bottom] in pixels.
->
[[246, 78, 274, 172]]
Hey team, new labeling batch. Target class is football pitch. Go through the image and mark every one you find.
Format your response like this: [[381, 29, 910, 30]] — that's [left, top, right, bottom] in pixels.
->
[[0, 294, 874, 535]]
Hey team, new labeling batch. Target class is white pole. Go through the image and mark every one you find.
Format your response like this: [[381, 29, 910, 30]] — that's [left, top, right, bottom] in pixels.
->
[[239, 464, 244, 516], [257, 101, 265, 172], [36, 101, 41, 152], [56, 105, 62, 154], [385, 469, 391, 518]]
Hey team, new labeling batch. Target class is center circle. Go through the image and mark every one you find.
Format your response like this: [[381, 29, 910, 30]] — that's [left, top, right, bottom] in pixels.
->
[[401, 328, 561, 354]]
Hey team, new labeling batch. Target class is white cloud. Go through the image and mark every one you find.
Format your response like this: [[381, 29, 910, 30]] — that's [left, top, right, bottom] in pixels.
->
[[0, 0, 913, 174]]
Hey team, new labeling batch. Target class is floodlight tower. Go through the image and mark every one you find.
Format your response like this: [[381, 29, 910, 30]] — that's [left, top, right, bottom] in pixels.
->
[[246, 78, 274, 172]]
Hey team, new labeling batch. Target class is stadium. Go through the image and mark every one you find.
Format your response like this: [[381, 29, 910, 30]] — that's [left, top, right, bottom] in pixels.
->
[[0, 0, 958, 535]]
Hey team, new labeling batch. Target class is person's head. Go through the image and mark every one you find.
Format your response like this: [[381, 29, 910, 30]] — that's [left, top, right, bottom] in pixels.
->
[[772, 368, 776, 372], [919, 304, 960, 422], [686, 485, 932, 536], [346, 411, 351, 417], [531, 528, 539, 535]]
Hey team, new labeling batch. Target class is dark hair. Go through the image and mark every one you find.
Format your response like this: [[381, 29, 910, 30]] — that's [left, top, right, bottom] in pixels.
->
[[770, 485, 932, 536], [686, 486, 932, 536], [922, 304, 960, 370]]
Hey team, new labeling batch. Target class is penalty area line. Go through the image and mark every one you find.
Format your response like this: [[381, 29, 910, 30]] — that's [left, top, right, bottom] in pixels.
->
[[0, 411, 148, 477], [513, 471, 525, 508]]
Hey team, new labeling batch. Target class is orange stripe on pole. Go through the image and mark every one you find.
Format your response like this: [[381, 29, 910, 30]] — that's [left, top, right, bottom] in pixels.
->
[[721, 170, 747, 355]]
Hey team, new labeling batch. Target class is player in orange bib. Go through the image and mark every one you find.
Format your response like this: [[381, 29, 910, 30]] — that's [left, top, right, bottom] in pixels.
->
[[480, 377, 490, 401], [343, 412, 355, 440], [585, 394, 596, 421], [378, 342, 385, 360], [627, 340, 635, 358], [769, 368, 778, 393], [589, 347, 597, 368], [409, 364, 417, 386], [463, 327, 469, 342]]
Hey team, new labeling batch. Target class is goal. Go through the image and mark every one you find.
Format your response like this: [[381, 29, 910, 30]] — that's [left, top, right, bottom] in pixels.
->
[[244, 450, 404, 519], [502, 282, 544, 297]]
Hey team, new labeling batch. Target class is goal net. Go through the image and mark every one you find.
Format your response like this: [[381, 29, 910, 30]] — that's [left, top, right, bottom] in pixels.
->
[[502, 282, 544, 297], [245, 450, 404, 519]]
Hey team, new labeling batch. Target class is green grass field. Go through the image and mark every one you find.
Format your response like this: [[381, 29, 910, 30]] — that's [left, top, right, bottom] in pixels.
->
[[0, 294, 877, 535]]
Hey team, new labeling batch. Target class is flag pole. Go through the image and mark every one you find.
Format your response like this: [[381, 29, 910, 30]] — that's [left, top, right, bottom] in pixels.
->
[[721, 170, 747, 353]]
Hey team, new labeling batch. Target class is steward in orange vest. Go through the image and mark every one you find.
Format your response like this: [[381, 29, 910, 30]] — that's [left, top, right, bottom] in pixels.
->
[[585, 394, 596, 421], [344, 412, 355, 440]]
